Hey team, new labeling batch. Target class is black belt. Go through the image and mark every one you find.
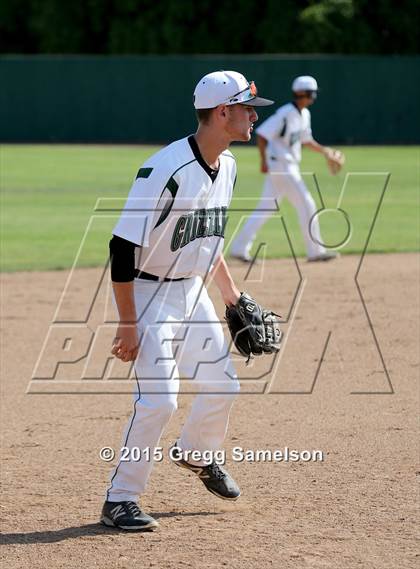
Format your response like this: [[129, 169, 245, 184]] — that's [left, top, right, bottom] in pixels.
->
[[134, 269, 187, 282]]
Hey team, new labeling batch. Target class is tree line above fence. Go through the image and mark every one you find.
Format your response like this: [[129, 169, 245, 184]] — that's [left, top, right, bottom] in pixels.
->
[[1, 0, 418, 55]]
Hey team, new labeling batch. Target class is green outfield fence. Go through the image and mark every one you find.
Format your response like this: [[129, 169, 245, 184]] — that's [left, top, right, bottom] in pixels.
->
[[1, 55, 419, 144]]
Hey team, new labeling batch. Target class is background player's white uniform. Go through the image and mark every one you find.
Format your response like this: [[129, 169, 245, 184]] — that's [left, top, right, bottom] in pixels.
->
[[107, 135, 240, 502], [230, 102, 327, 260]]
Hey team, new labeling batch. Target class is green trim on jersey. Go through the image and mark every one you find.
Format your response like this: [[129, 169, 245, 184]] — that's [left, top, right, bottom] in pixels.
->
[[279, 119, 287, 137], [136, 167, 153, 179], [152, 157, 200, 230], [165, 176, 179, 197], [139, 146, 235, 235], [154, 176, 180, 229]]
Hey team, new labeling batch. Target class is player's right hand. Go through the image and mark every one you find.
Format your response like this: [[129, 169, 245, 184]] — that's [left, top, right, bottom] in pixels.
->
[[260, 160, 268, 173], [111, 324, 140, 362]]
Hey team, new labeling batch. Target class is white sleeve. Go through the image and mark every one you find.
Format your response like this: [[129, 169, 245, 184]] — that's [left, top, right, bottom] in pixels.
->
[[301, 110, 314, 143], [112, 165, 171, 247], [255, 108, 287, 141]]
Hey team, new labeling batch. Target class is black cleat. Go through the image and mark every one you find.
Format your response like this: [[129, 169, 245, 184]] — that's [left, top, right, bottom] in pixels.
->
[[101, 501, 158, 531], [173, 457, 241, 501], [307, 252, 339, 262]]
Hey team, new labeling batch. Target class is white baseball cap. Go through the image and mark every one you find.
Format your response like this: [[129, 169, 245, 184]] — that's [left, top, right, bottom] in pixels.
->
[[194, 70, 274, 109], [292, 76, 318, 92]]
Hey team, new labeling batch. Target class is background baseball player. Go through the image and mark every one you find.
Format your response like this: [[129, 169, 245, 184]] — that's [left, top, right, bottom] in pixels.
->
[[101, 71, 274, 531], [230, 75, 344, 263]]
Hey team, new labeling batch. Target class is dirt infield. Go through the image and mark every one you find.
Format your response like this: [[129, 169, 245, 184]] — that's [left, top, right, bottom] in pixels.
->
[[1, 253, 419, 569]]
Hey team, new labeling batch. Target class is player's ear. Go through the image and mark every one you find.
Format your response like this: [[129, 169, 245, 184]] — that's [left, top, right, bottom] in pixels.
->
[[217, 105, 227, 118]]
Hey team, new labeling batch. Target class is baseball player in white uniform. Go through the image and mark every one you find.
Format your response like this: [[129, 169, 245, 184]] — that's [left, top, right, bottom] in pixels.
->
[[101, 71, 274, 531], [230, 75, 339, 263]]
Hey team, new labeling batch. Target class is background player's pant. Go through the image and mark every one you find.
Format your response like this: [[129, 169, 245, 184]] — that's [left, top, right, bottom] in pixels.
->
[[231, 162, 326, 259], [106, 276, 240, 502]]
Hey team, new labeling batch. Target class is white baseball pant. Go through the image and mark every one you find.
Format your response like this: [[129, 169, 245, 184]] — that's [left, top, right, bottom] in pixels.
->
[[231, 160, 326, 259], [106, 276, 240, 502]]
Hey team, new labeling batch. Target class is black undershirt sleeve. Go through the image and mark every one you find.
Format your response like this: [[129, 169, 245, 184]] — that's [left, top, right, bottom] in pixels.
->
[[109, 235, 136, 282]]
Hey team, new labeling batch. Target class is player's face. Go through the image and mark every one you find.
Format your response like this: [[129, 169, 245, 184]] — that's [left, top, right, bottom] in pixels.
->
[[295, 90, 317, 107], [305, 93, 316, 106], [225, 104, 258, 142]]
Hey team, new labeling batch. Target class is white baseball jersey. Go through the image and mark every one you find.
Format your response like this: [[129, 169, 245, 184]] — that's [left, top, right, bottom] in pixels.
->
[[256, 102, 313, 165], [113, 135, 237, 279]]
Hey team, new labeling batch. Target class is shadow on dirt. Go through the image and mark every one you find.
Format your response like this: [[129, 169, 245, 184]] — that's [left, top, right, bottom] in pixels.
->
[[0, 511, 221, 544]]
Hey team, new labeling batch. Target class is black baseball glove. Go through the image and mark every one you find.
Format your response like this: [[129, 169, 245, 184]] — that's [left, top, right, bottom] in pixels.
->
[[225, 292, 282, 360]]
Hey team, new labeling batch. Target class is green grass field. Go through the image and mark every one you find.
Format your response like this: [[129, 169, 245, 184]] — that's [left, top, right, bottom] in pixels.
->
[[0, 144, 418, 272]]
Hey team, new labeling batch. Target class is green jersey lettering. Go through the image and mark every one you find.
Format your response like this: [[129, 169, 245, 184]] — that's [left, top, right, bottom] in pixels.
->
[[196, 208, 207, 238], [207, 208, 215, 237], [170, 206, 228, 251], [190, 210, 200, 241], [171, 216, 187, 251], [180, 213, 194, 248], [220, 206, 227, 237]]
